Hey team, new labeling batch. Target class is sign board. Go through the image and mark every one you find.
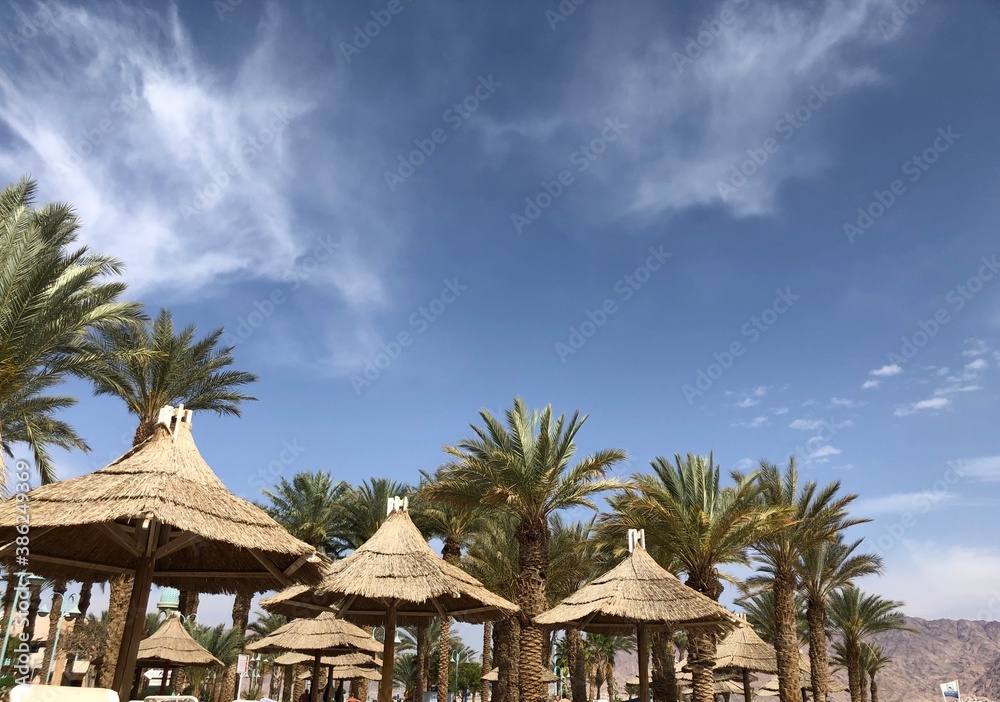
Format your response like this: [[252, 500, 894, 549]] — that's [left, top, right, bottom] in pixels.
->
[[940, 681, 960, 702], [236, 654, 250, 675]]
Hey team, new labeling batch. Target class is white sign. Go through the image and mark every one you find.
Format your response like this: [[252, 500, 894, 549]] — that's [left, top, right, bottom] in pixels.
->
[[941, 681, 960, 702], [236, 654, 250, 675]]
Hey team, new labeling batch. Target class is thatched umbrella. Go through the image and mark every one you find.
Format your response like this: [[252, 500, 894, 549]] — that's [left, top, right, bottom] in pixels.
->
[[0, 405, 323, 701], [272, 652, 382, 668], [535, 530, 738, 702], [713, 619, 777, 702], [246, 612, 382, 702], [260, 498, 518, 702], [136, 612, 221, 694], [482, 666, 558, 683]]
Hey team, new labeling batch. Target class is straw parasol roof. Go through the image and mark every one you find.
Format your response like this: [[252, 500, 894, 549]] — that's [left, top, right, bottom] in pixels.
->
[[0, 406, 324, 702], [263, 503, 518, 625], [245, 612, 381, 656], [0, 407, 322, 594], [713, 621, 778, 674], [136, 613, 222, 667], [482, 667, 558, 683], [272, 652, 381, 668], [534, 537, 737, 634], [298, 666, 381, 682], [535, 530, 737, 702]]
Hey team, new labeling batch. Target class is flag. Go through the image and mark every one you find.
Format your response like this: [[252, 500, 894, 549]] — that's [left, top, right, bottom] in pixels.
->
[[941, 681, 960, 702]]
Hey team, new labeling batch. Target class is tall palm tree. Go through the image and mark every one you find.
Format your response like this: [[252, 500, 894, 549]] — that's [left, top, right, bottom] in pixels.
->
[[828, 588, 912, 702], [796, 538, 883, 702], [248, 611, 290, 702], [91, 307, 258, 689], [261, 471, 351, 556], [736, 591, 808, 647], [424, 398, 626, 702], [751, 459, 864, 702], [860, 642, 891, 702], [220, 591, 254, 700], [603, 453, 773, 702], [0, 177, 143, 479], [585, 634, 636, 702]]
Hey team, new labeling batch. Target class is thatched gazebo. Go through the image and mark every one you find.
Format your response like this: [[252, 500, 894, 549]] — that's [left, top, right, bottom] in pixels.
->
[[136, 613, 221, 694], [261, 498, 518, 702], [713, 618, 777, 701], [246, 612, 382, 702], [0, 405, 324, 701], [535, 530, 738, 702]]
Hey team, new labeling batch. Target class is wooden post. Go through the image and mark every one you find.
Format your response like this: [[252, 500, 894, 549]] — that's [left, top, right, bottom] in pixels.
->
[[637, 624, 649, 702], [311, 654, 323, 702], [742, 668, 752, 702], [112, 519, 161, 702], [378, 602, 399, 702]]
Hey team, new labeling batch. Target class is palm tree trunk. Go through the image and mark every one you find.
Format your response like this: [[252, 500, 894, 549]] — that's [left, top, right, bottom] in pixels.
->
[[482, 622, 492, 702], [416, 620, 429, 702], [0, 571, 17, 642], [772, 570, 802, 702], [806, 597, 829, 702], [294, 665, 306, 702], [684, 572, 724, 702], [24, 582, 42, 642], [845, 642, 861, 702], [869, 674, 878, 702], [859, 665, 868, 702], [650, 629, 677, 702], [351, 675, 369, 701], [77, 581, 93, 618], [515, 519, 549, 702], [97, 573, 133, 689], [439, 616, 452, 702], [39, 580, 66, 682], [567, 629, 587, 702], [222, 591, 253, 699], [494, 617, 520, 702], [283, 664, 295, 702]]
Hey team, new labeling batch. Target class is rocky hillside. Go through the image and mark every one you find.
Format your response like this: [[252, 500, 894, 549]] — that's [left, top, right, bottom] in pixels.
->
[[608, 617, 1000, 702]]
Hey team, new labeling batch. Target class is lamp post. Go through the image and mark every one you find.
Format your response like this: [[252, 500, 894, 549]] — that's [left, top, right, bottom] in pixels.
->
[[451, 651, 469, 702], [38, 590, 81, 684]]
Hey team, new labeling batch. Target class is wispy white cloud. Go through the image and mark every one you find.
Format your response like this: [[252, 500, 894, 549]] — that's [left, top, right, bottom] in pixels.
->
[[966, 358, 988, 371], [862, 379, 880, 389], [852, 490, 956, 515], [732, 416, 769, 428], [790, 418, 824, 430], [894, 396, 951, 416], [952, 456, 1000, 482], [806, 444, 842, 461], [963, 338, 989, 356], [869, 363, 903, 377], [830, 397, 861, 407], [772, 407, 789, 415]]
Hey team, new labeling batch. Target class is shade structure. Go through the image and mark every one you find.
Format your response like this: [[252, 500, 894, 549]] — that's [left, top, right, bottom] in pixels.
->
[[272, 652, 381, 668], [713, 619, 778, 702], [245, 613, 381, 656], [296, 665, 382, 682], [136, 614, 222, 667], [262, 500, 518, 702], [535, 531, 737, 702], [482, 667, 558, 683], [0, 406, 323, 702]]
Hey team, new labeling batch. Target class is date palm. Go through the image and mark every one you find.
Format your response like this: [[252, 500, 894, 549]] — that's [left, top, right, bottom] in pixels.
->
[[828, 588, 912, 702], [261, 471, 351, 557], [424, 398, 626, 702], [751, 459, 865, 702], [796, 538, 883, 702], [90, 307, 257, 689], [603, 453, 773, 702], [860, 642, 890, 702], [0, 177, 143, 480], [736, 591, 808, 647]]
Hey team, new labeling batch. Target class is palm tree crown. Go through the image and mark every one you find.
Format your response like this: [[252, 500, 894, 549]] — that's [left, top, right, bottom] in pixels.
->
[[261, 471, 350, 557]]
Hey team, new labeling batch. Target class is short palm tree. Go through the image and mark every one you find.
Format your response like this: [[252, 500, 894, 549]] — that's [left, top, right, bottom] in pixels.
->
[[424, 397, 626, 702], [859, 642, 891, 702], [261, 471, 351, 557], [585, 634, 636, 702], [0, 177, 143, 480], [604, 453, 773, 702], [90, 307, 258, 689], [796, 538, 883, 702], [395, 653, 420, 702], [828, 588, 912, 702], [751, 459, 865, 702]]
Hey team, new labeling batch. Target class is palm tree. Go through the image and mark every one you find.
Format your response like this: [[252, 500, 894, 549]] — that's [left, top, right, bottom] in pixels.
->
[[860, 642, 891, 702], [424, 398, 626, 702], [90, 307, 258, 689], [603, 453, 772, 702], [796, 538, 883, 702], [828, 588, 912, 702], [585, 634, 636, 702], [736, 591, 808, 647], [249, 611, 290, 701], [0, 177, 143, 479], [396, 653, 421, 701], [186, 620, 244, 700], [261, 471, 351, 556], [751, 459, 864, 702]]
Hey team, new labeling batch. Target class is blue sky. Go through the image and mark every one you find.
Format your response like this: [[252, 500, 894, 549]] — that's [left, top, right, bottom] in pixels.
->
[[1, 0, 999, 628]]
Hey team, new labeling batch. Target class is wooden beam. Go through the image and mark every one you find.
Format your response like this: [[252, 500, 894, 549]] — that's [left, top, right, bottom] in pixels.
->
[[98, 523, 142, 556], [153, 532, 202, 560], [113, 519, 160, 702], [152, 571, 277, 579], [251, 550, 294, 587], [29, 554, 131, 575], [283, 552, 312, 577]]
